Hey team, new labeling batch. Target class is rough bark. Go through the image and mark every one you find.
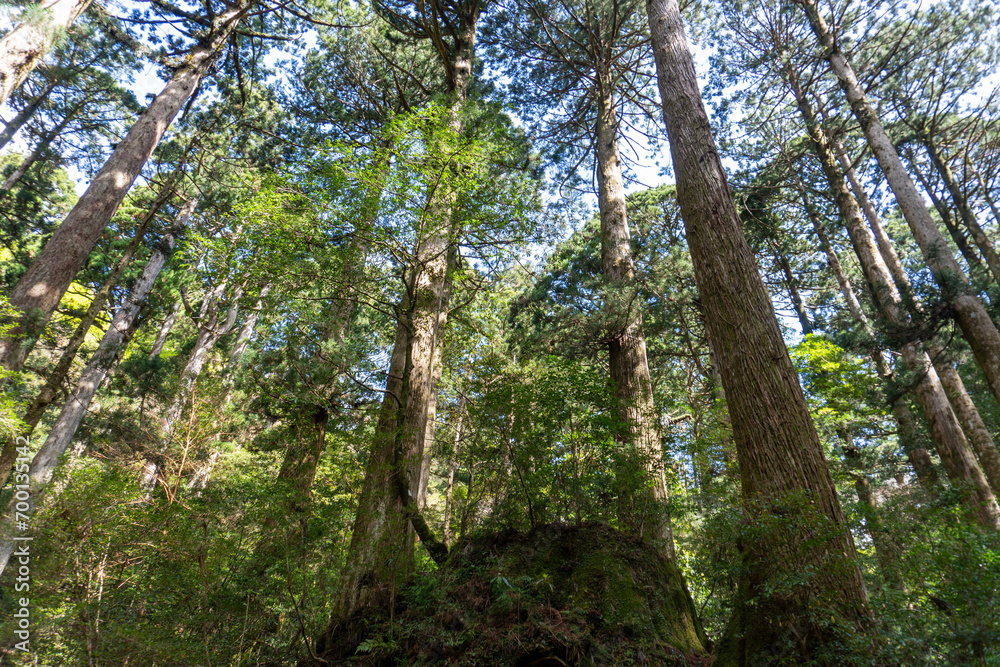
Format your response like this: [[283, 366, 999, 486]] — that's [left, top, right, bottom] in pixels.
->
[[0, 205, 188, 575], [595, 83, 673, 553], [415, 339, 444, 512], [921, 133, 1000, 285], [646, 0, 871, 660], [801, 0, 1000, 408], [789, 72, 999, 529], [0, 0, 92, 106], [0, 0, 253, 371], [932, 347, 1000, 494], [331, 18, 477, 622], [333, 303, 410, 619]]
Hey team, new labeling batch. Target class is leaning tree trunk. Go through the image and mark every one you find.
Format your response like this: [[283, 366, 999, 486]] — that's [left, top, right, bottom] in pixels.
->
[[800, 0, 1000, 409], [916, 165, 984, 276], [931, 347, 1000, 494], [0, 78, 59, 151], [0, 0, 92, 106], [0, 0, 253, 372], [0, 109, 74, 192], [645, 1, 871, 661], [149, 300, 181, 359], [595, 83, 673, 555], [921, 132, 1000, 285], [0, 188, 170, 489], [793, 177, 937, 490], [773, 242, 813, 335], [832, 136, 917, 305], [0, 202, 190, 575], [140, 280, 239, 490], [788, 71, 1000, 530]]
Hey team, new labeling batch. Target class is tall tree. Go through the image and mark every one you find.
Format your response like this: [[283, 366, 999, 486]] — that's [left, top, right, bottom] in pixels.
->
[[645, 0, 872, 661], [0, 0, 258, 372], [797, 0, 1000, 409], [0, 0, 93, 105], [0, 198, 193, 575]]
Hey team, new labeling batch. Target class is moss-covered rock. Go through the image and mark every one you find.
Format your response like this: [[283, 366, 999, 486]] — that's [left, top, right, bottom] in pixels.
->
[[311, 523, 709, 666]]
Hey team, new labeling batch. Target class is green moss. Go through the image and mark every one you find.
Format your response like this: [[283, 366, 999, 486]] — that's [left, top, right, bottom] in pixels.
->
[[313, 524, 709, 666]]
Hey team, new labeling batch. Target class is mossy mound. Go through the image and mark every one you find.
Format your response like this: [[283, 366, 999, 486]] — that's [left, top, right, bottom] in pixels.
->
[[314, 523, 709, 666]]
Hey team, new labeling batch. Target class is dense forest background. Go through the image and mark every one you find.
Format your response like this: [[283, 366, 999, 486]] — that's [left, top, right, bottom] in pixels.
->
[[1, 0, 1000, 664]]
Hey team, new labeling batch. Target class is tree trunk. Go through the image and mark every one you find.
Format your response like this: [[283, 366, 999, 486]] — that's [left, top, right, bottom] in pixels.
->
[[921, 133, 1000, 285], [0, 203, 189, 575], [595, 83, 673, 554], [330, 22, 477, 624], [0, 110, 73, 192], [333, 303, 410, 620], [788, 70, 1000, 529], [0, 190, 169, 489], [141, 279, 239, 489], [801, 0, 1000, 409], [832, 137, 913, 298], [646, 0, 871, 660], [795, 179, 867, 325], [0, 78, 58, 151], [932, 347, 1000, 494], [0, 0, 92, 106], [442, 393, 465, 547], [0, 1, 253, 372], [909, 151, 984, 276], [149, 300, 180, 359], [226, 284, 270, 370], [773, 243, 813, 335], [793, 176, 940, 495]]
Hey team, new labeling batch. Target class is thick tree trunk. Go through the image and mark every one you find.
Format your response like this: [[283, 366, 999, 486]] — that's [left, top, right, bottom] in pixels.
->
[[333, 306, 410, 619], [594, 84, 673, 553], [0, 1, 253, 371], [0, 78, 58, 151], [330, 25, 477, 625], [932, 347, 1000, 494], [646, 1, 871, 660], [788, 73, 999, 529], [921, 133, 1000, 285], [0, 205, 188, 575], [0, 0, 92, 106], [801, 0, 1000, 408], [415, 339, 444, 512], [0, 192, 169, 489]]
